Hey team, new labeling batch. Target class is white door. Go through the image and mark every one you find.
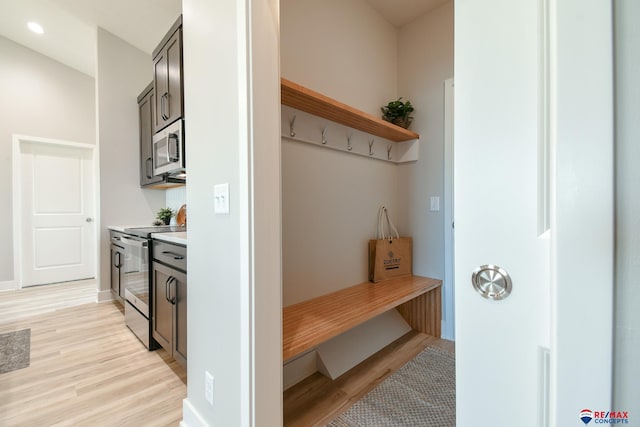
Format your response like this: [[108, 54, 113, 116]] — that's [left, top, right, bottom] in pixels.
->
[[455, 1, 613, 426], [18, 139, 96, 287]]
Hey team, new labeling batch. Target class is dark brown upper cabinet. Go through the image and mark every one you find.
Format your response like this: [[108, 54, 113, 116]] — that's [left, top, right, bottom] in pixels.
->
[[153, 16, 183, 133], [138, 83, 165, 187]]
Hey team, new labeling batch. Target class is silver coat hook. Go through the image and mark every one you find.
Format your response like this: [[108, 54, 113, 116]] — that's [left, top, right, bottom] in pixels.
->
[[321, 126, 327, 145], [368, 139, 375, 156], [347, 133, 353, 151], [387, 144, 392, 161], [289, 115, 296, 137]]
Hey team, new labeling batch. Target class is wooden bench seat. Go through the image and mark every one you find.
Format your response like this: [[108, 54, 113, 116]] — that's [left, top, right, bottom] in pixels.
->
[[283, 275, 442, 361]]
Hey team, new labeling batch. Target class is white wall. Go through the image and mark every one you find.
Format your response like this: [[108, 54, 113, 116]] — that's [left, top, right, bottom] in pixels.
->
[[280, 0, 406, 306], [397, 1, 454, 337], [614, 0, 640, 411], [280, 0, 397, 116], [166, 186, 186, 223], [97, 28, 165, 293], [182, 0, 282, 425], [0, 36, 95, 283]]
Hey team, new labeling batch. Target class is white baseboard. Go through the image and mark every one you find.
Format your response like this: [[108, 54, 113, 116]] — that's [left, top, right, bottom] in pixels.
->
[[441, 320, 455, 341], [316, 310, 411, 380], [283, 350, 318, 390], [97, 289, 114, 303], [0, 280, 18, 291], [181, 398, 210, 427]]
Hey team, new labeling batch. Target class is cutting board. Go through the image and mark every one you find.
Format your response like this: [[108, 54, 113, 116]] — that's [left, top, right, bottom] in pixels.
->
[[176, 204, 187, 226]]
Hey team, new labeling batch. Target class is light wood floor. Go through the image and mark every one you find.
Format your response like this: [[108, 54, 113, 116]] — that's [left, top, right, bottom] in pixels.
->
[[0, 292, 186, 426], [1, 282, 453, 426], [284, 331, 455, 427], [0, 279, 97, 324]]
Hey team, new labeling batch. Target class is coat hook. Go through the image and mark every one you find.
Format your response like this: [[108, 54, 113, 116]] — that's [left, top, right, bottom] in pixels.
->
[[387, 144, 392, 161], [321, 126, 328, 145], [368, 139, 375, 156], [289, 115, 296, 137], [347, 133, 353, 151]]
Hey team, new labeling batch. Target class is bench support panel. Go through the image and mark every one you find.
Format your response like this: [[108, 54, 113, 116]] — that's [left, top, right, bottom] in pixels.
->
[[396, 285, 442, 337]]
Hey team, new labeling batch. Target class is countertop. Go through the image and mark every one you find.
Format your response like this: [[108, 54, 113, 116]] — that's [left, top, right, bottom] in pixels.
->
[[152, 231, 187, 245], [107, 225, 149, 232]]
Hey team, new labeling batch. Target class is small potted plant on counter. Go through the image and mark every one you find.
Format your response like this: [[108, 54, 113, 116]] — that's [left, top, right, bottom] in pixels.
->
[[381, 97, 414, 129], [156, 207, 174, 225]]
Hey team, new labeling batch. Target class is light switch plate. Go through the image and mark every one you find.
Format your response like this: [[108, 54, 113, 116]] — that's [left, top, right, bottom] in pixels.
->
[[214, 183, 230, 215], [430, 196, 440, 212]]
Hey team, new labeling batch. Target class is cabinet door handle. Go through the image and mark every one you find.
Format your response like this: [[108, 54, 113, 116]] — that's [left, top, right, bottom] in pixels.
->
[[114, 252, 121, 268], [161, 92, 169, 120], [162, 251, 184, 260], [170, 278, 176, 305], [146, 157, 153, 179], [165, 276, 172, 303]]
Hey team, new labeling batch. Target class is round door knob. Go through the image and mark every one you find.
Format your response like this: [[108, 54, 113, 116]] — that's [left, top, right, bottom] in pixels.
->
[[471, 264, 512, 300], [86, 217, 93, 222]]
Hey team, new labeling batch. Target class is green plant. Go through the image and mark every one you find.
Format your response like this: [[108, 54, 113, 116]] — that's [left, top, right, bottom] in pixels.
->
[[381, 98, 414, 128], [156, 207, 174, 225]]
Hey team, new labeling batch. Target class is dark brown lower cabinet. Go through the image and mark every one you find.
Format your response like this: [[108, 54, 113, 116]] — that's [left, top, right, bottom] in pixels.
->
[[152, 261, 187, 367]]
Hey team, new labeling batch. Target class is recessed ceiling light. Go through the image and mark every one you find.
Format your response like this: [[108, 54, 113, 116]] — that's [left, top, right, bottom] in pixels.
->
[[27, 22, 44, 35]]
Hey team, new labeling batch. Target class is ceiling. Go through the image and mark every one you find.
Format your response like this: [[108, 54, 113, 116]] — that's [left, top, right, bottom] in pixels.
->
[[365, 0, 449, 27], [0, 0, 444, 78], [0, 0, 181, 76]]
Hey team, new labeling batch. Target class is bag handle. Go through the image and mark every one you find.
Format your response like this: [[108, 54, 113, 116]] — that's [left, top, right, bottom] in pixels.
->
[[377, 205, 400, 240]]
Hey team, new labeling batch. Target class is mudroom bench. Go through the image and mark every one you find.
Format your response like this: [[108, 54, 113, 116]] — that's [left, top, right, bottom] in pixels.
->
[[282, 275, 442, 361]]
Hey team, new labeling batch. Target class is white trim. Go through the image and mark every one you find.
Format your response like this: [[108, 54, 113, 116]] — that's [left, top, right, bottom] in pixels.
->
[[11, 134, 98, 289], [549, 0, 614, 423], [442, 78, 455, 340], [0, 280, 18, 291], [181, 398, 210, 427], [97, 289, 114, 303], [283, 350, 317, 390]]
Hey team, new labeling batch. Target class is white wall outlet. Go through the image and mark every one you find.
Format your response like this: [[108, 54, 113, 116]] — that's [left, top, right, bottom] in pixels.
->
[[205, 371, 214, 406], [430, 196, 440, 212], [214, 183, 230, 215]]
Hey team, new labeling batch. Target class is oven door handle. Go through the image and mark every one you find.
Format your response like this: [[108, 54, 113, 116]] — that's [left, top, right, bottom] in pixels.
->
[[120, 235, 147, 248]]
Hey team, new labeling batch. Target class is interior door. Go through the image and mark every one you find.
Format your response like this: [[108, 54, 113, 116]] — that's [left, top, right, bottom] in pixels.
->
[[19, 140, 96, 287], [455, 1, 613, 425]]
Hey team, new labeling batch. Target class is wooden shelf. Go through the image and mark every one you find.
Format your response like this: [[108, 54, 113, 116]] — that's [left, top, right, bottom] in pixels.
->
[[281, 78, 420, 143], [282, 275, 441, 361]]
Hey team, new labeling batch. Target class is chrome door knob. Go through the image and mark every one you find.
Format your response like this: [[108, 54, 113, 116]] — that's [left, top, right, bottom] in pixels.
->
[[86, 217, 93, 222], [472, 265, 512, 300]]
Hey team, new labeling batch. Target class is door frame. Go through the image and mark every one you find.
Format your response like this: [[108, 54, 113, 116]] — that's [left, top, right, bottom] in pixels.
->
[[443, 78, 455, 340], [11, 134, 100, 290]]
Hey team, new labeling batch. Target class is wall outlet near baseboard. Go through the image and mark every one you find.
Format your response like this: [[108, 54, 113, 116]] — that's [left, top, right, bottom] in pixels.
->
[[205, 371, 214, 406]]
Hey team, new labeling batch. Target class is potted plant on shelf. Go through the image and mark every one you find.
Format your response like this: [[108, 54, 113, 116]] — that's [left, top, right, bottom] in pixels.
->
[[381, 97, 414, 129], [156, 207, 174, 225]]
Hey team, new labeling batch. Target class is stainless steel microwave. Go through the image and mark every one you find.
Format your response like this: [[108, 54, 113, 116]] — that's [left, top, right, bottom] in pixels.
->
[[153, 119, 184, 176]]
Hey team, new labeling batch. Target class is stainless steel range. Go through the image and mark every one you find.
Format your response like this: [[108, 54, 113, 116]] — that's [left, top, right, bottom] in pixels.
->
[[119, 225, 186, 349]]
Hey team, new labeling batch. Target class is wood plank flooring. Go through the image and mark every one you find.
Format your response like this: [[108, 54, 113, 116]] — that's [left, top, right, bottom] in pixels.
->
[[283, 331, 455, 427], [0, 295, 186, 426], [1, 281, 454, 427], [0, 280, 97, 324]]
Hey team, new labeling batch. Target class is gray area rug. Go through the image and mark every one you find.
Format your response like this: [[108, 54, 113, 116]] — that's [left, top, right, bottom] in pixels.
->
[[0, 329, 31, 374], [327, 346, 455, 427]]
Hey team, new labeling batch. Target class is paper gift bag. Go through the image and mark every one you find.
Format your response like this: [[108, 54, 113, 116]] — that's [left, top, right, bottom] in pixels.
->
[[369, 206, 413, 282]]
